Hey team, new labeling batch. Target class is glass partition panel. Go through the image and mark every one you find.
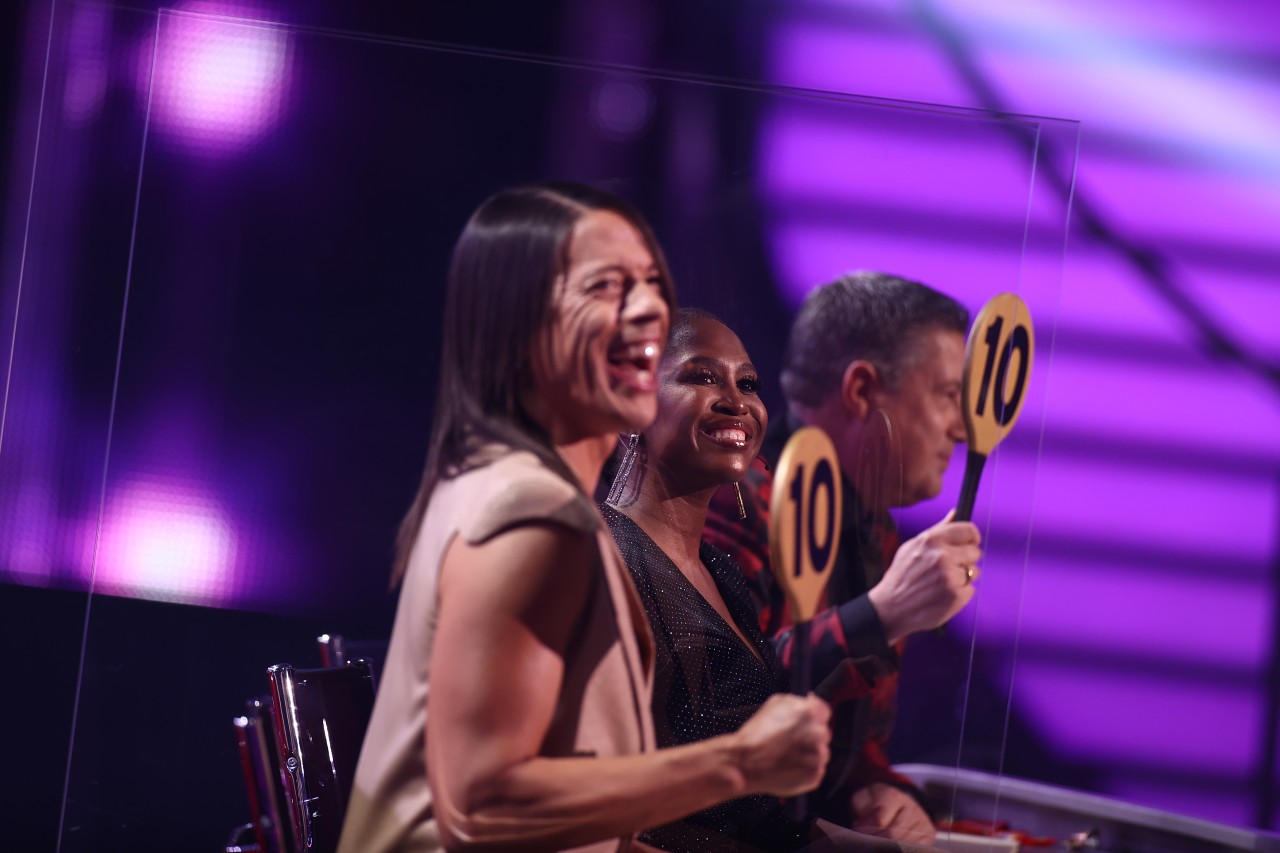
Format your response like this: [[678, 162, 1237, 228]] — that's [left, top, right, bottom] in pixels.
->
[[1, 1, 154, 845], [5, 4, 1078, 848]]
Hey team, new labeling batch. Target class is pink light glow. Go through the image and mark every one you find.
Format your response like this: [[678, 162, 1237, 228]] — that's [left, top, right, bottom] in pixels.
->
[[93, 475, 239, 606], [141, 3, 292, 156]]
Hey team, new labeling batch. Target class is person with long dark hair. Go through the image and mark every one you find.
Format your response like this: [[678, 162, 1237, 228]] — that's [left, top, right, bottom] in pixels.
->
[[338, 184, 833, 853]]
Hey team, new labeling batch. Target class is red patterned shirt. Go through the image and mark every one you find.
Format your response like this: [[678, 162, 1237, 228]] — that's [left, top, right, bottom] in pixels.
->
[[704, 421, 919, 823]]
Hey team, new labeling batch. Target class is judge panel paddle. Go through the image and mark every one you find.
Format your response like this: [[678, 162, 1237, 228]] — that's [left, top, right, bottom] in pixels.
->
[[956, 293, 1035, 522], [768, 425, 842, 820]]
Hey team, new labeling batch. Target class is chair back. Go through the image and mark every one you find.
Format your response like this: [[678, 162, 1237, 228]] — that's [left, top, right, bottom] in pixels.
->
[[316, 633, 388, 687], [267, 660, 376, 853], [233, 696, 294, 853]]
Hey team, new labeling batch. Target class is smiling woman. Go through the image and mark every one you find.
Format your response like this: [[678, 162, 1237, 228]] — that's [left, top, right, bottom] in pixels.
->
[[602, 310, 938, 852], [337, 187, 837, 853], [522, 207, 669, 447]]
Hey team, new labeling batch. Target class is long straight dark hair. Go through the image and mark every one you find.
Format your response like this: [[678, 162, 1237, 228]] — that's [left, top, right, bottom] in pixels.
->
[[392, 182, 675, 583]]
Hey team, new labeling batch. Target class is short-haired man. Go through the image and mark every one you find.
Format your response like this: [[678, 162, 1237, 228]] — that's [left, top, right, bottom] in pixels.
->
[[705, 271, 982, 846]]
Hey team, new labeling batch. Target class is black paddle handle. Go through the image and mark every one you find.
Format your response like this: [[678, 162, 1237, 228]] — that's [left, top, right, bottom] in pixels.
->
[[955, 449, 988, 522], [788, 620, 812, 821], [790, 620, 812, 696], [937, 449, 989, 636]]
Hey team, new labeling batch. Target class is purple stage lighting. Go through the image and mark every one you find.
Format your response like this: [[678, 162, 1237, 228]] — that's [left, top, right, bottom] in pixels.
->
[[62, 3, 110, 126], [591, 78, 655, 141], [93, 475, 240, 606], [761, 0, 1280, 829], [139, 2, 292, 157]]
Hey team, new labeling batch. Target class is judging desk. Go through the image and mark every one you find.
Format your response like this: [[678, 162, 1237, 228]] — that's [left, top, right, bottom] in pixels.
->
[[896, 764, 1280, 853]]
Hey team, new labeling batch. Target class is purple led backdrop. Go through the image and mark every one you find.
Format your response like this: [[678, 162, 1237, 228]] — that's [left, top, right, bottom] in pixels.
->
[[758, 0, 1280, 831], [0, 2, 303, 611]]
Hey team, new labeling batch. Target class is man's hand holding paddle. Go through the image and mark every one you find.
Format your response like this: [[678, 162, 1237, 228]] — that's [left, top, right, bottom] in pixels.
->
[[868, 510, 982, 644], [871, 293, 1033, 641]]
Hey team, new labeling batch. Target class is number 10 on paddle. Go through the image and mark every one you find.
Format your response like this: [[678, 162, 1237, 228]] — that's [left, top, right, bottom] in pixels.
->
[[768, 426, 842, 818], [957, 292, 1035, 522]]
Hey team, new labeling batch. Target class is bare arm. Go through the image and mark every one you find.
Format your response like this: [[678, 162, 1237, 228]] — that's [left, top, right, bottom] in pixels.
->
[[427, 522, 831, 852]]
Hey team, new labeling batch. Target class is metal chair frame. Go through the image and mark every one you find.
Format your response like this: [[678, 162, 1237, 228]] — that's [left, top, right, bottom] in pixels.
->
[[233, 695, 294, 853], [266, 660, 375, 853]]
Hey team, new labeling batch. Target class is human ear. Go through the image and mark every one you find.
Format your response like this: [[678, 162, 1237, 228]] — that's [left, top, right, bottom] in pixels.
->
[[840, 360, 880, 420]]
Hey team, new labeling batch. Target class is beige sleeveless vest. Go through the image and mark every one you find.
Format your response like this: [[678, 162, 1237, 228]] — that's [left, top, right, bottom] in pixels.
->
[[338, 450, 655, 853]]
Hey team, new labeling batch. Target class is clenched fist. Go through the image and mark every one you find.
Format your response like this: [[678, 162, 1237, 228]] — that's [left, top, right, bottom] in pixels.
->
[[732, 693, 832, 797]]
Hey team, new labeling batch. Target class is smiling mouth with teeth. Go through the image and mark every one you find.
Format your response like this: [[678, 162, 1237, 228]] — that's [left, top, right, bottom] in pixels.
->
[[607, 341, 661, 391], [704, 427, 749, 448]]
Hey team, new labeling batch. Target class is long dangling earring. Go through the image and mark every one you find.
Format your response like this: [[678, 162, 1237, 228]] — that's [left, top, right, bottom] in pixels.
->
[[857, 408, 901, 512], [605, 433, 640, 505], [881, 409, 903, 507], [734, 482, 747, 520], [856, 409, 901, 587], [870, 408, 902, 509]]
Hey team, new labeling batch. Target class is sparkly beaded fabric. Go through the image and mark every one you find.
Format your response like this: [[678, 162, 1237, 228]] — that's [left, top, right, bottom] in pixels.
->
[[601, 504, 812, 852]]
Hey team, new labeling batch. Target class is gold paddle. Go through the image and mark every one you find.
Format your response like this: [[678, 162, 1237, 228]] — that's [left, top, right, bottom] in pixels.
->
[[768, 425, 843, 819], [956, 292, 1035, 522]]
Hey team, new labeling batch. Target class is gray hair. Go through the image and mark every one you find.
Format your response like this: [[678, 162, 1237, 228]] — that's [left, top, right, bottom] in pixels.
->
[[780, 271, 968, 407]]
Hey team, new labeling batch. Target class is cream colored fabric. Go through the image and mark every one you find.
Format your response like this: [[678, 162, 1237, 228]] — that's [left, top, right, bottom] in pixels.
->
[[337, 450, 655, 853]]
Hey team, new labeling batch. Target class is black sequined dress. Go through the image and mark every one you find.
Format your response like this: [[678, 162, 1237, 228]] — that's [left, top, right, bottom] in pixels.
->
[[602, 504, 812, 852]]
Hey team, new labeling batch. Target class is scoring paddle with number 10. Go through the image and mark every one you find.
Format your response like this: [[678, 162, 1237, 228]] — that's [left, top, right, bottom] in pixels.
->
[[973, 313, 1031, 429], [956, 292, 1035, 522], [769, 427, 843, 628], [786, 457, 837, 580], [767, 425, 844, 820]]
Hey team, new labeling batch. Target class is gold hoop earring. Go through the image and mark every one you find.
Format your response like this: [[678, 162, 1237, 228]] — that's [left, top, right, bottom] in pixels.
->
[[876, 408, 895, 445], [877, 408, 903, 504], [859, 408, 902, 510]]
